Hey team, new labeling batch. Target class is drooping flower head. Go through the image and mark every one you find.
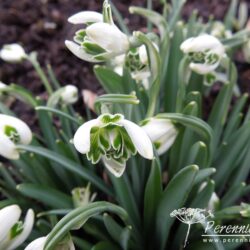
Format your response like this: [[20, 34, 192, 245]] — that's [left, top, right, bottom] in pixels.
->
[[65, 0, 129, 62], [0, 44, 27, 63], [141, 117, 178, 155], [0, 114, 32, 160], [60, 85, 78, 104], [73, 113, 153, 177], [0, 205, 34, 250], [180, 34, 225, 75]]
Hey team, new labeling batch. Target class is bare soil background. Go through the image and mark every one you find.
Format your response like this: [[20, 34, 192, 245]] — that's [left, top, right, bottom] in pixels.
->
[[0, 0, 249, 97]]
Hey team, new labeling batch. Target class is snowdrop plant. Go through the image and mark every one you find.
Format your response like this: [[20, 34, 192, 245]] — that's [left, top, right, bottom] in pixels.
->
[[73, 113, 153, 177], [65, 0, 130, 62], [0, 205, 34, 250], [0, 0, 250, 250], [180, 34, 225, 75], [0, 114, 32, 159]]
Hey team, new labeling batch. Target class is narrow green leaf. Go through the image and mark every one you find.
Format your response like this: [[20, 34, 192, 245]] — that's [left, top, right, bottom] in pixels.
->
[[156, 165, 199, 250]]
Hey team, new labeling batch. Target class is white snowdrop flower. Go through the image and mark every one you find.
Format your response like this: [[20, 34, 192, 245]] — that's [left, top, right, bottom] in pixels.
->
[[61, 85, 78, 104], [141, 118, 178, 155], [25, 236, 75, 250], [0, 114, 32, 160], [0, 205, 34, 250], [73, 113, 153, 177], [180, 34, 225, 75], [0, 44, 26, 63], [66, 1, 129, 62]]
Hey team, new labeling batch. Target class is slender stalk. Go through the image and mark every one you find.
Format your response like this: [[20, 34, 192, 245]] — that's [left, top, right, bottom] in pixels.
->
[[27, 53, 53, 95]]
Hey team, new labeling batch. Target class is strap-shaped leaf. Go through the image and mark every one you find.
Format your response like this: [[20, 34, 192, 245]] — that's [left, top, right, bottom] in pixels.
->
[[129, 7, 168, 39], [156, 113, 214, 160], [17, 183, 72, 208], [44, 201, 129, 250], [143, 158, 162, 240], [156, 165, 199, 250], [15, 145, 114, 197], [94, 66, 124, 94]]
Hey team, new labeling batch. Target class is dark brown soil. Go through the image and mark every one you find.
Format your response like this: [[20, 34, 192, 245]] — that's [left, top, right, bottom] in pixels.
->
[[0, 0, 249, 98]]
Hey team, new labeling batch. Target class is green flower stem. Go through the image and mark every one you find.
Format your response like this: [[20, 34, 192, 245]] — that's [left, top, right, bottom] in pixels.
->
[[27, 53, 53, 95], [94, 93, 139, 114], [133, 32, 161, 117]]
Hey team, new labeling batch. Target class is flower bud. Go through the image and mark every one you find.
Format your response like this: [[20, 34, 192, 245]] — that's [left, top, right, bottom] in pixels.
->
[[0, 44, 26, 63], [0, 114, 32, 160], [141, 118, 178, 155], [0, 205, 34, 250], [61, 85, 78, 104], [180, 34, 225, 75], [72, 184, 96, 208]]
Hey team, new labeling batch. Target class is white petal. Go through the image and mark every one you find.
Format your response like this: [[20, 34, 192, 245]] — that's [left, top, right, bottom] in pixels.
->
[[61, 85, 78, 104], [189, 62, 218, 75], [102, 157, 126, 177], [180, 34, 224, 56], [0, 132, 19, 159], [65, 40, 101, 62], [0, 44, 26, 63], [0, 114, 32, 145], [0, 81, 7, 89], [73, 119, 101, 154], [119, 119, 153, 159], [142, 118, 171, 141], [68, 11, 103, 24], [157, 129, 178, 155], [6, 209, 34, 250], [24, 236, 47, 250], [139, 43, 158, 65], [86, 23, 129, 53], [0, 205, 21, 242]]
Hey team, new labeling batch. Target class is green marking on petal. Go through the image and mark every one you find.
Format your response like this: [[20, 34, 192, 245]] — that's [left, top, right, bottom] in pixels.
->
[[100, 114, 123, 124], [82, 41, 106, 55], [9, 221, 24, 239], [4, 125, 20, 143]]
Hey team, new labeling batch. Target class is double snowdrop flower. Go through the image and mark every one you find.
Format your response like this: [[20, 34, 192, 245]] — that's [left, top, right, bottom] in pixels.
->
[[0, 205, 34, 250], [73, 113, 153, 177], [0, 44, 27, 63], [25, 236, 75, 250], [65, 0, 129, 62], [113, 43, 159, 89], [60, 85, 78, 104], [180, 34, 225, 75], [141, 117, 178, 155], [0, 114, 32, 160]]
